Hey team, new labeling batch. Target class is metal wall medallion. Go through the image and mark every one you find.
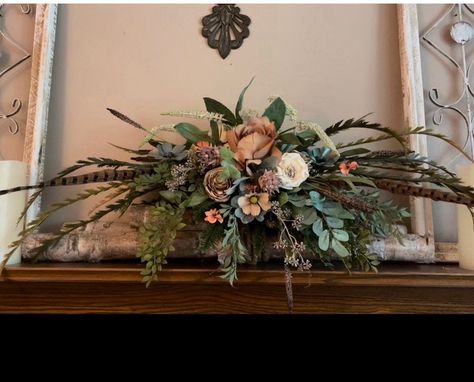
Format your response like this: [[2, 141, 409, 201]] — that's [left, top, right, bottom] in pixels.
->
[[202, 4, 251, 59]]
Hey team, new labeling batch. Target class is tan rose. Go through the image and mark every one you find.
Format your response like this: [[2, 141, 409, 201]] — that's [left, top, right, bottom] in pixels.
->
[[226, 116, 281, 173], [204, 167, 232, 202]]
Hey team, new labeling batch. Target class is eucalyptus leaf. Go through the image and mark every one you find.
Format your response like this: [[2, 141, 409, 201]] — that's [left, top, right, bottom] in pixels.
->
[[326, 217, 344, 228], [279, 192, 289, 206], [332, 229, 349, 242], [288, 194, 307, 207], [312, 218, 324, 236], [331, 238, 350, 257], [318, 229, 330, 251], [302, 208, 318, 225]]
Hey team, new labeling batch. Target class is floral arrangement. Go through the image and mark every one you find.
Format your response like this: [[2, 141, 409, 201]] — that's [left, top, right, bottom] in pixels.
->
[[1, 80, 474, 291]]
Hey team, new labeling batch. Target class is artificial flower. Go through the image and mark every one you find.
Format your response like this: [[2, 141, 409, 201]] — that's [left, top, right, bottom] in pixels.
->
[[237, 193, 271, 216], [204, 167, 232, 202], [193, 141, 210, 150], [226, 116, 281, 173], [276, 152, 309, 189], [197, 146, 220, 173], [151, 142, 188, 161], [258, 169, 281, 195], [339, 161, 358, 176], [204, 208, 224, 224]]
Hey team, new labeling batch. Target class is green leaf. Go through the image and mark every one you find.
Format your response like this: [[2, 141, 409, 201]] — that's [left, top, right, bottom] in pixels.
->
[[312, 217, 324, 236], [340, 148, 371, 157], [159, 190, 183, 204], [400, 209, 411, 218], [174, 123, 210, 143], [318, 229, 330, 251], [332, 229, 349, 242], [220, 147, 234, 161], [204, 97, 237, 125], [288, 194, 306, 207], [187, 189, 209, 207], [331, 238, 350, 257], [279, 192, 289, 206], [302, 208, 318, 225], [326, 217, 343, 228], [279, 133, 302, 145], [323, 207, 354, 219], [263, 97, 286, 130], [333, 175, 376, 188], [235, 77, 254, 124]]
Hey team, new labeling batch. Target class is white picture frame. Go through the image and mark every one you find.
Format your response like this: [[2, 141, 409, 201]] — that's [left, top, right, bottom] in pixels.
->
[[397, 4, 457, 262], [22, 4, 58, 224]]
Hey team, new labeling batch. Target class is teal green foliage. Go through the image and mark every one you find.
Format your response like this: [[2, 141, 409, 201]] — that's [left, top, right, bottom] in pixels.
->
[[138, 202, 186, 287], [220, 215, 248, 285]]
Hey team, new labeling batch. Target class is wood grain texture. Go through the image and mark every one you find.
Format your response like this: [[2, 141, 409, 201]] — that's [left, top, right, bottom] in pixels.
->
[[397, 4, 435, 247], [23, 4, 57, 224], [1, 262, 474, 313]]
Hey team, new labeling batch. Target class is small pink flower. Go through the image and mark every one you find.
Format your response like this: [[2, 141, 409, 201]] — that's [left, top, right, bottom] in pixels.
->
[[204, 208, 224, 224], [339, 161, 359, 176]]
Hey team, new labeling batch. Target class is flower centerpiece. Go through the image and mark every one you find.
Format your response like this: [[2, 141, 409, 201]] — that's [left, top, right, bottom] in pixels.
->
[[1, 79, 474, 294]]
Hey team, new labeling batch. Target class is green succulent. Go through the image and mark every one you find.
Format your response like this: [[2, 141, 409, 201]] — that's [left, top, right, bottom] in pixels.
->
[[152, 143, 187, 161]]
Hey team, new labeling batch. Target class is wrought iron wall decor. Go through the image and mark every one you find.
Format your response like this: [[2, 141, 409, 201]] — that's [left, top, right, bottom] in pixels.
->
[[422, 4, 474, 161], [0, 4, 32, 137], [202, 4, 251, 59]]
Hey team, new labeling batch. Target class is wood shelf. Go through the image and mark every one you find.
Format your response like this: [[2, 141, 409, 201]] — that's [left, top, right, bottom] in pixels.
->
[[1, 261, 474, 313]]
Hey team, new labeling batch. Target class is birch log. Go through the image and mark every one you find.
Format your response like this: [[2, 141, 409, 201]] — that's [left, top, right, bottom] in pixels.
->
[[21, 206, 437, 263]]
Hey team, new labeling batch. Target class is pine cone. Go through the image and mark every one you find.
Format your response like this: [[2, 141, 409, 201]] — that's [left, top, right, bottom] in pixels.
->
[[204, 167, 232, 202]]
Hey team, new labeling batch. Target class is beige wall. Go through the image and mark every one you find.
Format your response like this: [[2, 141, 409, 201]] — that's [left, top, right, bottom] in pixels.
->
[[0, 5, 35, 161], [41, 4, 405, 230]]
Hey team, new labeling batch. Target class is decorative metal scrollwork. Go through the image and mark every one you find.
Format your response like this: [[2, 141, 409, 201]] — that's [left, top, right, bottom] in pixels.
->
[[0, 4, 32, 136], [422, 4, 474, 160], [202, 4, 251, 59]]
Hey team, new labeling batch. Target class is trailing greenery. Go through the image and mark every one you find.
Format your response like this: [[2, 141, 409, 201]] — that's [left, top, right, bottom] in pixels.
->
[[138, 202, 186, 287]]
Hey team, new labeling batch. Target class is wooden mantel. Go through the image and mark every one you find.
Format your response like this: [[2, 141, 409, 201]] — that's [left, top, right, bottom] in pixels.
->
[[1, 261, 474, 313]]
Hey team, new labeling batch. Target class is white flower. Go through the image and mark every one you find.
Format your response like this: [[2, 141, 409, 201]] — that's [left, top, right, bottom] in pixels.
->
[[276, 153, 309, 189]]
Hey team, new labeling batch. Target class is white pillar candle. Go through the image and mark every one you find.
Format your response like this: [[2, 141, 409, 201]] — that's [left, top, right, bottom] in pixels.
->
[[457, 163, 474, 270], [0, 160, 27, 266]]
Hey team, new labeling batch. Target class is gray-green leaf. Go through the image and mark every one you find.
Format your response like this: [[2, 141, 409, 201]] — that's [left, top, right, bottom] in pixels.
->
[[331, 238, 350, 257], [312, 218, 324, 236], [326, 217, 343, 228], [318, 229, 330, 251], [332, 229, 349, 242]]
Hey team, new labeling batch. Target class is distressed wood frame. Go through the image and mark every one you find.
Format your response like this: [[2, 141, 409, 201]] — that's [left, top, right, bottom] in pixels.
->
[[397, 4, 456, 262], [22, 4, 58, 224]]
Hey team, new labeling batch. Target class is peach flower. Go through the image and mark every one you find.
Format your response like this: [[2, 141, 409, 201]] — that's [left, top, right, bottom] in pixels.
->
[[237, 193, 272, 217], [339, 161, 359, 176], [226, 116, 281, 173], [204, 208, 224, 224]]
